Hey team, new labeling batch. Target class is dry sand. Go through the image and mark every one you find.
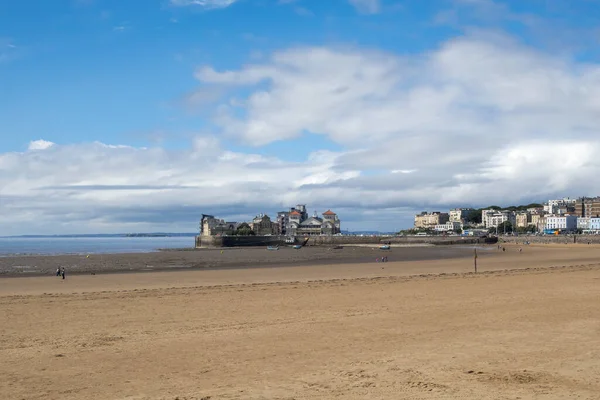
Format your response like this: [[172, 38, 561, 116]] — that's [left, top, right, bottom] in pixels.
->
[[2, 244, 600, 399]]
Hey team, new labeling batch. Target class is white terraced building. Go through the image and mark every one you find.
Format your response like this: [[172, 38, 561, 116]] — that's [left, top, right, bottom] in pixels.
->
[[545, 215, 577, 232], [578, 217, 590, 230], [482, 209, 516, 228], [434, 221, 463, 232]]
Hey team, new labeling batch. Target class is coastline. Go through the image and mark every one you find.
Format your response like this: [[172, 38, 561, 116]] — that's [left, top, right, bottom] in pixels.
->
[[0, 245, 484, 277]]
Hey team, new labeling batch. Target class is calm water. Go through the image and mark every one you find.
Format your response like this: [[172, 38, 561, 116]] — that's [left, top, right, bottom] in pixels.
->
[[0, 237, 194, 256]]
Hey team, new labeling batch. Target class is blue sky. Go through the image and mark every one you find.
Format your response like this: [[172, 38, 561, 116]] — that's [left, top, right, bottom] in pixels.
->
[[1, 0, 600, 235]]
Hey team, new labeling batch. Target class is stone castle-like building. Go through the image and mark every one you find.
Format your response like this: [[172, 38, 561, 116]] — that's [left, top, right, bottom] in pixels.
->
[[200, 205, 341, 237], [277, 204, 341, 236]]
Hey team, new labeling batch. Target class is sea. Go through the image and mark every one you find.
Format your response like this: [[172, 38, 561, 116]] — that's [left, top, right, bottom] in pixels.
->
[[0, 236, 195, 256]]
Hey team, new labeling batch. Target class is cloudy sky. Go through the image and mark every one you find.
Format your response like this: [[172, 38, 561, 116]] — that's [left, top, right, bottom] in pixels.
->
[[1, 0, 600, 235]]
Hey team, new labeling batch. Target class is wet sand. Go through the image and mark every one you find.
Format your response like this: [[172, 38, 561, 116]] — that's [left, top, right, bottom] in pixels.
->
[[2, 244, 600, 399], [0, 244, 486, 276]]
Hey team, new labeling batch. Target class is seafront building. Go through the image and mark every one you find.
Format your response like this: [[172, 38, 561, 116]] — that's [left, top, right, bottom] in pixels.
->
[[449, 208, 476, 223], [415, 196, 597, 234], [545, 215, 577, 232], [482, 209, 516, 229], [575, 197, 600, 217], [577, 217, 590, 231], [200, 204, 341, 237], [414, 212, 449, 229], [434, 221, 462, 233], [589, 218, 600, 231], [532, 214, 546, 232], [545, 198, 576, 215], [200, 214, 240, 236], [515, 212, 529, 228]]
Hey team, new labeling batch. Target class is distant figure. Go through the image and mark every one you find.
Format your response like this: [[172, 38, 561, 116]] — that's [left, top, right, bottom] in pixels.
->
[[519, 248, 522, 253], [56, 267, 61, 277], [61, 267, 66, 280], [502, 247, 506, 252]]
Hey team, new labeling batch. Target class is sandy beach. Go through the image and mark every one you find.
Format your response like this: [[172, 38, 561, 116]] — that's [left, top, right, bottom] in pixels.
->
[[2, 243, 600, 399]]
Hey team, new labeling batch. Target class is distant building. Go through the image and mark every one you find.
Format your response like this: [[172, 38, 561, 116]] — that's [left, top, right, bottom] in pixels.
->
[[589, 217, 600, 231], [578, 217, 590, 230], [201, 204, 340, 237], [462, 229, 488, 237], [278, 205, 341, 236], [515, 212, 530, 228], [575, 197, 600, 217], [250, 213, 275, 235], [545, 215, 577, 232], [434, 221, 462, 232], [527, 207, 544, 213], [276, 211, 289, 235], [414, 212, 449, 229], [296, 214, 323, 236], [544, 198, 576, 215], [531, 214, 546, 232], [449, 208, 477, 223], [482, 209, 516, 228], [200, 214, 239, 236], [321, 209, 341, 235], [481, 209, 494, 227]]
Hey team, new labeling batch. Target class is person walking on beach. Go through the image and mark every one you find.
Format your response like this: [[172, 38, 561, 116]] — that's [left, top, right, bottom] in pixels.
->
[[56, 267, 61, 277], [61, 267, 66, 280]]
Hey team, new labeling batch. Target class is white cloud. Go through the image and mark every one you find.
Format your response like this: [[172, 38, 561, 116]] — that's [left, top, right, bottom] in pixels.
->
[[348, 0, 380, 14], [5, 33, 600, 234], [169, 0, 238, 9], [196, 34, 600, 148], [0, 140, 364, 235], [189, 33, 600, 212], [28, 140, 55, 151]]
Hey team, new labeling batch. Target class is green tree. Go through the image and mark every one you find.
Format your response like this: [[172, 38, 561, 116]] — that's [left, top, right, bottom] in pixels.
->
[[498, 221, 514, 233], [526, 224, 537, 233], [465, 212, 482, 224], [233, 223, 255, 236]]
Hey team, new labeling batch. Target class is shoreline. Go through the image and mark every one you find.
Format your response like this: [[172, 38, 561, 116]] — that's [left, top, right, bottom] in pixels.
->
[[0, 245, 487, 278], [2, 242, 597, 279], [3, 243, 600, 296]]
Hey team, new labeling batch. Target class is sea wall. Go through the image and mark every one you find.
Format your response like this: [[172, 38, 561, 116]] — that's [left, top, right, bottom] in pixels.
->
[[196, 235, 497, 248], [196, 235, 288, 248], [499, 235, 600, 245], [307, 236, 496, 246]]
